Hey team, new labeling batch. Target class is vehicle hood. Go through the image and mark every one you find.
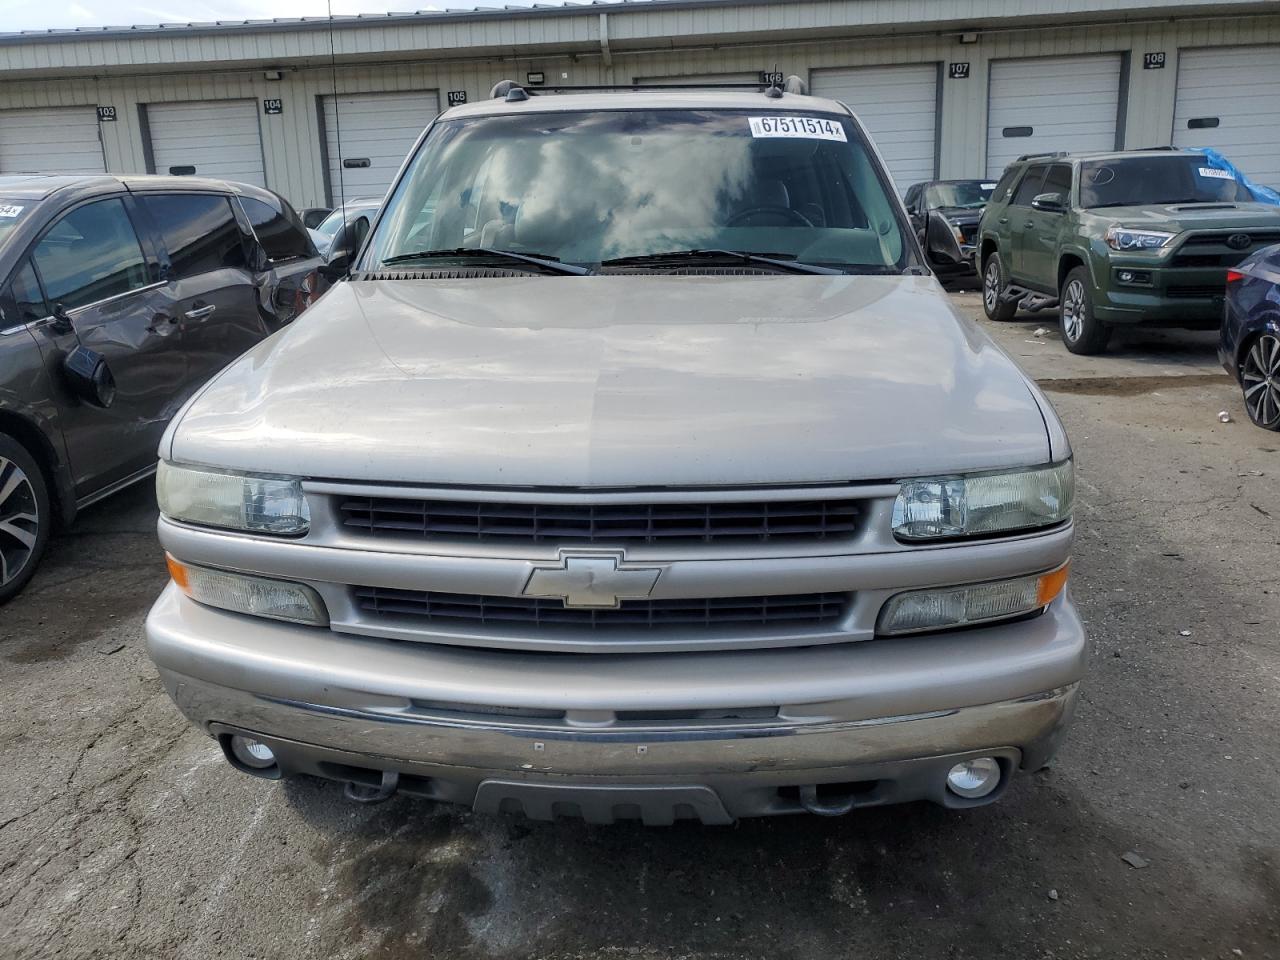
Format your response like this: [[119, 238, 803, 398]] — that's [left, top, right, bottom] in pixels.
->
[[166, 275, 1055, 487], [1087, 202, 1280, 231]]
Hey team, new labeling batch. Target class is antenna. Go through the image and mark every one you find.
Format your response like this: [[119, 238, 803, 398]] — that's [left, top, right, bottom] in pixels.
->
[[326, 0, 351, 278]]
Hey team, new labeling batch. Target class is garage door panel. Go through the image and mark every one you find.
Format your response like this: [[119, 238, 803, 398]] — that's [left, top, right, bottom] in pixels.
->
[[986, 54, 1121, 177], [146, 100, 266, 187], [0, 107, 106, 175], [323, 90, 440, 203], [637, 73, 760, 85], [810, 63, 938, 190], [1173, 46, 1280, 187]]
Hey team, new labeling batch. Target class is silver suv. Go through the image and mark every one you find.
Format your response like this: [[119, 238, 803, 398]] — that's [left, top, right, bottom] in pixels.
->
[[146, 80, 1084, 823]]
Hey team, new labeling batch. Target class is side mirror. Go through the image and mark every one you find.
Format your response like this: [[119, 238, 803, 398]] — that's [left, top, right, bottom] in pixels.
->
[[923, 209, 968, 276], [62, 345, 116, 408], [319, 252, 350, 281], [1031, 192, 1067, 213]]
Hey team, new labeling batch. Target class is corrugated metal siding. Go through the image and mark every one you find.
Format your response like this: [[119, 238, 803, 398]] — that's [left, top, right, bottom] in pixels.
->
[[0, 9, 1275, 206]]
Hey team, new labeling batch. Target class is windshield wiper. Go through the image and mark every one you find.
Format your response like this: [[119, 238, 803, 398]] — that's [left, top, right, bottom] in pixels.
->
[[600, 249, 844, 275], [380, 247, 592, 276]]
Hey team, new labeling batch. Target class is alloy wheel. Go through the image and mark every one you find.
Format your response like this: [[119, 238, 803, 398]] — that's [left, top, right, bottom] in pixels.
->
[[1241, 334, 1280, 429], [1061, 279, 1086, 342], [0, 455, 40, 588], [983, 260, 1000, 313]]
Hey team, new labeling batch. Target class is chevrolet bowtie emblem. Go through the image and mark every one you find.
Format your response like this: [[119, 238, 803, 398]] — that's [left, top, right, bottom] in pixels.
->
[[523, 552, 662, 609]]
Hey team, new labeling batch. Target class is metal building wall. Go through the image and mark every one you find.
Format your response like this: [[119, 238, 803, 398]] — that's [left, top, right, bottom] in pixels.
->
[[0, 7, 1276, 206]]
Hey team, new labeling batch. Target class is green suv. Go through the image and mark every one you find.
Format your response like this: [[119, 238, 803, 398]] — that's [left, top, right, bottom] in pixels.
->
[[978, 149, 1280, 354]]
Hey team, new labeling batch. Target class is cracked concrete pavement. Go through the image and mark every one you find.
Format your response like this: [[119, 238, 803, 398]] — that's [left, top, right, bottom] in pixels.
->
[[1, 293, 1277, 959]]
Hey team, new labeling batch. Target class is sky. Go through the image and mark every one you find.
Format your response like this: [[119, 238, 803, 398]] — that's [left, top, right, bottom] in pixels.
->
[[1, 0, 576, 32]]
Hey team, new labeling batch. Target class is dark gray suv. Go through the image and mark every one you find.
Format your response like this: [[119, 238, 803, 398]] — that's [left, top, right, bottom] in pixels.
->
[[0, 174, 325, 601]]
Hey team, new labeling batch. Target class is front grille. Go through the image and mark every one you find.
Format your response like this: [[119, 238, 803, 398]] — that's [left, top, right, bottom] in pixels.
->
[[1180, 230, 1280, 248], [354, 587, 848, 629], [339, 496, 861, 544], [1167, 283, 1226, 299], [1170, 252, 1249, 268]]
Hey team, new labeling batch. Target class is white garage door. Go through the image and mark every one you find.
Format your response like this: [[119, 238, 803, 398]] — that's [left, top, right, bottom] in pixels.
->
[[0, 107, 105, 175], [1173, 46, 1280, 188], [810, 64, 938, 191], [146, 100, 266, 187], [986, 55, 1122, 177], [323, 90, 440, 203]]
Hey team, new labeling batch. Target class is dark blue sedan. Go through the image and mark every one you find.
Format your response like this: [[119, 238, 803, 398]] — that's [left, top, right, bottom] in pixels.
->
[[1221, 243, 1280, 430]]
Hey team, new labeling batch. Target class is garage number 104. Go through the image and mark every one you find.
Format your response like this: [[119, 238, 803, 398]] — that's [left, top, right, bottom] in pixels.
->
[[749, 116, 848, 142]]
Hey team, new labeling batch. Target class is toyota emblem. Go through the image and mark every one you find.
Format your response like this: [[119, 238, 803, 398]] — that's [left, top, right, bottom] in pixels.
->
[[1226, 233, 1252, 250]]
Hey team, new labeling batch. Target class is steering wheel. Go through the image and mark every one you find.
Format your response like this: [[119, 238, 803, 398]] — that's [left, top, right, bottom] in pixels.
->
[[727, 206, 815, 228]]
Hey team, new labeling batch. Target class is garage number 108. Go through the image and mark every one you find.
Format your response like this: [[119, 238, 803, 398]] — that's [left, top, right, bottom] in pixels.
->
[[749, 116, 848, 142]]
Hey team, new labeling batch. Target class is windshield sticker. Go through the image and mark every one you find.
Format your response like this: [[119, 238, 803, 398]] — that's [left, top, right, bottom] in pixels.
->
[[1198, 167, 1235, 180], [981, 183, 997, 190], [0, 204, 23, 218], [749, 117, 847, 142]]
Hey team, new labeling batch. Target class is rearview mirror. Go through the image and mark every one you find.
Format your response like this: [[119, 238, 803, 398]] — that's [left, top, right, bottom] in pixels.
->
[[923, 210, 968, 276], [1031, 192, 1067, 213], [61, 346, 117, 408]]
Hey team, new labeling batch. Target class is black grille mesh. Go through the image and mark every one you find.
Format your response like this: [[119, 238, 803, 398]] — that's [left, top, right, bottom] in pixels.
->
[[353, 587, 848, 629], [339, 497, 860, 544]]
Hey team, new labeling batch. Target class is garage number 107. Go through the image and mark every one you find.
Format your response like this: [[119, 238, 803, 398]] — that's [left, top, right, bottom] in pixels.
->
[[749, 116, 848, 142]]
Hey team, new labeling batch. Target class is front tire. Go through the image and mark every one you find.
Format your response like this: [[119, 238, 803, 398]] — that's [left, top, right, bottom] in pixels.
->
[[1059, 267, 1112, 355], [982, 253, 1017, 321], [0, 434, 51, 604], [1241, 333, 1280, 431]]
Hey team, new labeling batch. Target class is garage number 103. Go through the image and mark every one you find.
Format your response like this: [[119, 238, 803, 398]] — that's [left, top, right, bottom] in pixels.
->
[[749, 116, 847, 142]]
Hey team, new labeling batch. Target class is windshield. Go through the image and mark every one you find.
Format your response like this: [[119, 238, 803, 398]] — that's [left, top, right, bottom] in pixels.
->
[[1081, 156, 1254, 208], [365, 109, 911, 273], [314, 208, 351, 240], [924, 181, 995, 210], [0, 200, 31, 247]]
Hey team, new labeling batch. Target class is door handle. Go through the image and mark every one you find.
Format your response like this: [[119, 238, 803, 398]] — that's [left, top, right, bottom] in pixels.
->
[[998, 217, 1009, 224], [1024, 221, 1035, 229], [185, 304, 217, 320]]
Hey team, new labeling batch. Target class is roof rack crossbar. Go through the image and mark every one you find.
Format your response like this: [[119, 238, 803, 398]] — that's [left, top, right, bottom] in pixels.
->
[[1015, 151, 1071, 162], [487, 78, 810, 99]]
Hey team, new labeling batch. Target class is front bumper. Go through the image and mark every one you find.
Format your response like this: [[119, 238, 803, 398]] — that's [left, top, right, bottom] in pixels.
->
[[1093, 258, 1231, 325], [147, 584, 1087, 822]]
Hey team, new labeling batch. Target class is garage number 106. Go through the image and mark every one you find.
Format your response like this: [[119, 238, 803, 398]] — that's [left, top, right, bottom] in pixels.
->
[[749, 116, 848, 142]]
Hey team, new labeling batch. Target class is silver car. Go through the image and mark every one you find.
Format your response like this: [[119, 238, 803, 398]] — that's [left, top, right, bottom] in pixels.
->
[[146, 80, 1084, 823]]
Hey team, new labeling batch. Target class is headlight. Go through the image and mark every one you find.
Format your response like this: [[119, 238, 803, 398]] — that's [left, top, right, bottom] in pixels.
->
[[1105, 226, 1176, 251], [157, 462, 309, 535], [892, 462, 1073, 541], [878, 565, 1069, 636], [167, 555, 328, 625]]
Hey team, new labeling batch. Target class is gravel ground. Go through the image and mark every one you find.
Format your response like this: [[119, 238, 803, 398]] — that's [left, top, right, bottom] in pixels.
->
[[1, 294, 1277, 960]]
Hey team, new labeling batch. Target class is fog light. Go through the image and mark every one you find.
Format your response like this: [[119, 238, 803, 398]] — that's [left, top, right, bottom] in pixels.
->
[[229, 735, 277, 770], [946, 757, 1001, 798], [1118, 270, 1134, 283]]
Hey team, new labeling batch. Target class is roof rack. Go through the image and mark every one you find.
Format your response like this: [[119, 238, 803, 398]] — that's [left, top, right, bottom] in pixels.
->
[[1132, 145, 1178, 151], [1015, 151, 1071, 162], [487, 76, 809, 102]]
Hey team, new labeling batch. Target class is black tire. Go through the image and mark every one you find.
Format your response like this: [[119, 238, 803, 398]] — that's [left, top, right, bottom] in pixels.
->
[[981, 252, 1017, 321], [0, 433, 51, 604], [1240, 333, 1280, 431], [1059, 266, 1112, 355]]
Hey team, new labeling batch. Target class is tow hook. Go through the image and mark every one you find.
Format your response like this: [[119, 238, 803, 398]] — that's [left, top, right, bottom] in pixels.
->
[[799, 785, 857, 817], [344, 770, 400, 804]]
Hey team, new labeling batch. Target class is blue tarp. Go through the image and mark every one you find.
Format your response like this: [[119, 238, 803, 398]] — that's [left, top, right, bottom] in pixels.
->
[[1192, 147, 1280, 205]]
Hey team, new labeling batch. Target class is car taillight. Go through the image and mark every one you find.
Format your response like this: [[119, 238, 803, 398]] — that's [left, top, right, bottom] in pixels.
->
[[1226, 269, 1246, 284]]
